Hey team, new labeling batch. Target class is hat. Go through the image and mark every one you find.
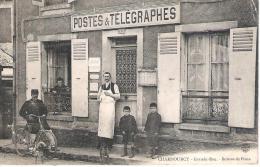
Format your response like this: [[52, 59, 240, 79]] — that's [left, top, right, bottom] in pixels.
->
[[123, 106, 131, 112], [31, 89, 39, 95], [57, 77, 64, 82], [149, 103, 157, 108]]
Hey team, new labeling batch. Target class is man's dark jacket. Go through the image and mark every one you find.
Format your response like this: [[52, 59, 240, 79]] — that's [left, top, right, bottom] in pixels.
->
[[144, 112, 161, 134], [19, 99, 50, 134], [119, 115, 138, 134]]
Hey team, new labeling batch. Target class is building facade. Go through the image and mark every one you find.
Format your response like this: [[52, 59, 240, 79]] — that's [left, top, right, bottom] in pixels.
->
[[15, 0, 258, 143], [0, 0, 13, 139]]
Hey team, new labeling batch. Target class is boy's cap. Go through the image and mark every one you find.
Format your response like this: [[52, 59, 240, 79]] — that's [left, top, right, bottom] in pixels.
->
[[149, 103, 157, 108], [123, 106, 131, 112]]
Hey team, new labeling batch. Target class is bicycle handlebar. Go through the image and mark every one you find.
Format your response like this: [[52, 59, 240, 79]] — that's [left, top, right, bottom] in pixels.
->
[[29, 114, 46, 118]]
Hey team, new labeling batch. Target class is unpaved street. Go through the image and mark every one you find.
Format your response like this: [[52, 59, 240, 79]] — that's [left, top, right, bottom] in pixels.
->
[[0, 152, 99, 165]]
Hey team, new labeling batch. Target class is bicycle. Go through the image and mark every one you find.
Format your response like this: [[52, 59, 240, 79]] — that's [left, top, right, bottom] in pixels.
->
[[8, 114, 58, 163]]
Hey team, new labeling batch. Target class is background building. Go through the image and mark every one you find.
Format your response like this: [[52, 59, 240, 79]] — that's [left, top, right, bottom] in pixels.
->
[[0, 0, 13, 139]]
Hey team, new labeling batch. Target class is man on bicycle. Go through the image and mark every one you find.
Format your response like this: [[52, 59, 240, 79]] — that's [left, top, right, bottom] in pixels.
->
[[19, 89, 51, 149]]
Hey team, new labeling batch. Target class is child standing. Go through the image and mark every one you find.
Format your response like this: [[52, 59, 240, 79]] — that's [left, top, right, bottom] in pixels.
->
[[144, 102, 161, 159], [119, 106, 138, 158]]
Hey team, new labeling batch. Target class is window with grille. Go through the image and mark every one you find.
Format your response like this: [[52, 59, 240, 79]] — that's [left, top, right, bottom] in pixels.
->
[[116, 48, 137, 94], [43, 41, 72, 114], [182, 32, 229, 124]]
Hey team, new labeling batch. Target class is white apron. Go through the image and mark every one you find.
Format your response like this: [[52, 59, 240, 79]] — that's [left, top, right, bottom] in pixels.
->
[[98, 88, 115, 139]]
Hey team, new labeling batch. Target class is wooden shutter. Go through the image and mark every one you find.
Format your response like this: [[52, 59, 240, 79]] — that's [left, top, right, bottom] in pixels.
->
[[228, 27, 257, 128], [71, 39, 89, 117], [158, 32, 181, 123], [26, 42, 41, 100]]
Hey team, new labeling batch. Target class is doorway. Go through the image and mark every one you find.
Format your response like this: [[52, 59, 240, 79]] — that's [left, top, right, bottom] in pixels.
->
[[102, 28, 144, 128], [111, 37, 137, 126]]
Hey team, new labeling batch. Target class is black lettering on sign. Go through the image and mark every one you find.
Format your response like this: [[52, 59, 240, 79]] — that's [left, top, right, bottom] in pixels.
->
[[74, 17, 79, 28], [137, 10, 143, 23], [157, 8, 163, 21], [88, 16, 93, 27], [126, 11, 130, 24], [120, 13, 125, 24], [78, 18, 83, 28], [131, 11, 137, 23], [170, 7, 176, 19], [164, 7, 169, 20], [93, 15, 98, 27], [110, 14, 115, 26], [83, 17, 88, 27], [150, 9, 156, 21], [115, 13, 120, 25], [144, 10, 150, 22], [98, 15, 103, 26]]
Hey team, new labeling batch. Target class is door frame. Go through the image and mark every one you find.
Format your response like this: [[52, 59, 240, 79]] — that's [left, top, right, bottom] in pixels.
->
[[102, 28, 143, 128]]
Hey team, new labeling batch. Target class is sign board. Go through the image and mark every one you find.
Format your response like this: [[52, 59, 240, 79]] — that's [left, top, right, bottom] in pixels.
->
[[138, 69, 157, 86], [89, 57, 101, 72], [90, 82, 99, 92], [90, 74, 100, 80], [72, 5, 180, 32]]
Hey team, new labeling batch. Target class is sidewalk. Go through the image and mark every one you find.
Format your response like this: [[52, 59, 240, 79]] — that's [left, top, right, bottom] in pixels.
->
[[0, 139, 258, 165]]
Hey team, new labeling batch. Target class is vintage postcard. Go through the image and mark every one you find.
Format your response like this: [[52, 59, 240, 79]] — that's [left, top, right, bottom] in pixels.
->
[[0, 0, 258, 165]]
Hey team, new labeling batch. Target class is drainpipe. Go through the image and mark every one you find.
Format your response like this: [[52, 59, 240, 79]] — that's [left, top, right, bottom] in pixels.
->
[[12, 0, 17, 126]]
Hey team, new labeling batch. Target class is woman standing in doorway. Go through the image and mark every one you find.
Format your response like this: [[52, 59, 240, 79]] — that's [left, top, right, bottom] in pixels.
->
[[97, 72, 120, 162]]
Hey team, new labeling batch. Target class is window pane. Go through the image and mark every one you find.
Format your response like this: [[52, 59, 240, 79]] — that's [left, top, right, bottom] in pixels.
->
[[212, 64, 229, 90], [211, 34, 229, 91], [188, 64, 206, 90], [48, 49, 69, 89], [187, 34, 208, 90], [211, 34, 229, 63], [187, 34, 207, 63]]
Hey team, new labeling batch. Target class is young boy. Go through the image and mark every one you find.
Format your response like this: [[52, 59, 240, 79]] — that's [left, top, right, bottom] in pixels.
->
[[119, 106, 138, 158], [144, 103, 161, 159]]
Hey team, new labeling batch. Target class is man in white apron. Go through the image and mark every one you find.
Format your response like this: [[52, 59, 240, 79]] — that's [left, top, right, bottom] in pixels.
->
[[97, 72, 120, 161]]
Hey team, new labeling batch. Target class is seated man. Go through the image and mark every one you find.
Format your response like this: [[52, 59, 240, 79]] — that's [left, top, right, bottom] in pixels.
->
[[51, 77, 70, 114], [19, 89, 51, 150]]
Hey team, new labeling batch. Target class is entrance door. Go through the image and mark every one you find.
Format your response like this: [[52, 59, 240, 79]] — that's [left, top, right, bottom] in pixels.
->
[[111, 37, 137, 126]]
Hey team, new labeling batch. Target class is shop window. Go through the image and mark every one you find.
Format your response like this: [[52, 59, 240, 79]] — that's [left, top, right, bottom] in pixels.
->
[[43, 41, 71, 115], [182, 32, 229, 125]]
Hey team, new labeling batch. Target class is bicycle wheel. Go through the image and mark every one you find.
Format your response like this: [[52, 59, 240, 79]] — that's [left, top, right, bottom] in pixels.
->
[[15, 128, 29, 156], [35, 130, 57, 161], [47, 130, 58, 153]]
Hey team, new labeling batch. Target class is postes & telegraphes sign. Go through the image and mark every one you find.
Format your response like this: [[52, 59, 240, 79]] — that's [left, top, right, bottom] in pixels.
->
[[71, 5, 180, 32]]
